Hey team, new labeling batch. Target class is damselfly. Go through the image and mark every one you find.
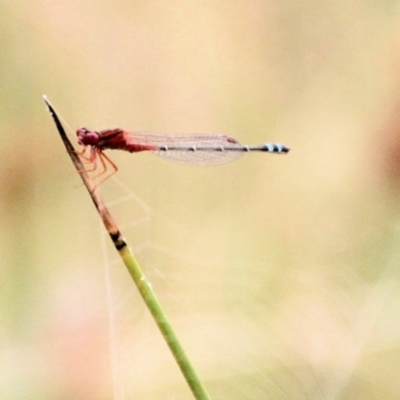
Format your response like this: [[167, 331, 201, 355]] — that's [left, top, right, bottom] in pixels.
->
[[76, 127, 290, 183]]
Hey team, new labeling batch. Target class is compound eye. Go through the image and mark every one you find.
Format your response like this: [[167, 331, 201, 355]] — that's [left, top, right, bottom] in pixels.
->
[[77, 127, 99, 146]]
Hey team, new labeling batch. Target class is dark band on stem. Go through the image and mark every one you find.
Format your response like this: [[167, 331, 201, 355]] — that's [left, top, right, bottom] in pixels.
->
[[110, 231, 127, 250]]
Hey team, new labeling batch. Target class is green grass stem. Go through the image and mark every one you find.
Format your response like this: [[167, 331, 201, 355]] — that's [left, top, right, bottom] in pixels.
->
[[43, 95, 211, 400]]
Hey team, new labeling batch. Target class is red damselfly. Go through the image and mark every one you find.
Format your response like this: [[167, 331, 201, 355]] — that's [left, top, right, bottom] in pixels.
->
[[76, 127, 290, 183]]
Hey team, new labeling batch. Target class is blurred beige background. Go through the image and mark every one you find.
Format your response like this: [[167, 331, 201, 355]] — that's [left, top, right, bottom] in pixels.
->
[[2, 1, 400, 399]]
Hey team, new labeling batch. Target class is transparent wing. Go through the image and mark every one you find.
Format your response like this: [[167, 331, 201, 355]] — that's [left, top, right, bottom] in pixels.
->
[[127, 132, 244, 165]]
